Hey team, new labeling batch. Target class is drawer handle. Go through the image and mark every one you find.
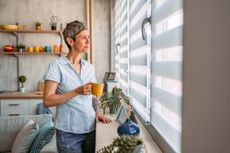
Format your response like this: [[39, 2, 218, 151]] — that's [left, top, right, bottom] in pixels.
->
[[9, 113, 20, 116], [9, 104, 19, 106]]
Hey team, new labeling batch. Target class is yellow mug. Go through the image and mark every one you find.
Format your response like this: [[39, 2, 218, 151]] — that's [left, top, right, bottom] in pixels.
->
[[91, 83, 104, 96]]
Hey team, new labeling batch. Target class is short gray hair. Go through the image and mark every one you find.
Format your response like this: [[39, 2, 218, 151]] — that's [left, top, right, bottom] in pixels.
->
[[63, 20, 87, 49]]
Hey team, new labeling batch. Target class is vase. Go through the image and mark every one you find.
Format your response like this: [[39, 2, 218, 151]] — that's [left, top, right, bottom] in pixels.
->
[[117, 119, 140, 136]]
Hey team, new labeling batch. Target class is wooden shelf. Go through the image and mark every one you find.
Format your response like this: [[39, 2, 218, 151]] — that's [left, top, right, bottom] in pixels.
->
[[0, 29, 62, 34], [0, 52, 64, 56]]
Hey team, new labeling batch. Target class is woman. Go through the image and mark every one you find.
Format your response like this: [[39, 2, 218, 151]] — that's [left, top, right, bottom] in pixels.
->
[[43, 20, 111, 153]]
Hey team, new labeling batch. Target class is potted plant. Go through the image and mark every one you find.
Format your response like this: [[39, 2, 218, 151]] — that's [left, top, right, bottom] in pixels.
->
[[35, 22, 42, 30], [50, 15, 61, 30], [18, 75, 26, 92], [16, 43, 26, 52], [99, 87, 123, 114], [97, 135, 146, 153]]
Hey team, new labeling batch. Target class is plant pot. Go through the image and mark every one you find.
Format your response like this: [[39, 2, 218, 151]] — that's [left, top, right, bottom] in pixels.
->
[[18, 48, 23, 52], [19, 87, 25, 92], [51, 25, 57, 30], [110, 107, 117, 114], [35, 25, 41, 31], [133, 143, 147, 153]]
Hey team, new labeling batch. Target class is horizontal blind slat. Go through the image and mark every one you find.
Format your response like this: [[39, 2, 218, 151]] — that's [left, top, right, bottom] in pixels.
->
[[130, 0, 147, 17], [153, 25, 183, 50], [130, 54, 147, 66], [153, 61, 182, 80], [132, 98, 150, 122], [130, 3, 148, 30], [130, 72, 147, 86], [130, 46, 149, 58], [130, 29, 143, 44], [151, 110, 181, 153], [153, 87, 181, 115], [130, 13, 147, 35], [120, 24, 128, 38], [153, 0, 183, 24], [130, 39, 147, 52], [130, 87, 147, 107], [130, 66, 150, 75]]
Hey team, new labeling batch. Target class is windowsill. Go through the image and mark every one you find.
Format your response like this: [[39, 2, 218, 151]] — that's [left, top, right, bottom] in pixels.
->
[[96, 114, 162, 153]]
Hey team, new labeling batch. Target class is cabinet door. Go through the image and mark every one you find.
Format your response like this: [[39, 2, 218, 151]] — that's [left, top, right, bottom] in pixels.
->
[[1, 99, 29, 116], [29, 99, 43, 115]]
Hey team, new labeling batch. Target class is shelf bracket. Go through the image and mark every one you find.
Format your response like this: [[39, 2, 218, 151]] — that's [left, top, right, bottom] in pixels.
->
[[11, 31, 19, 45], [12, 54, 20, 91]]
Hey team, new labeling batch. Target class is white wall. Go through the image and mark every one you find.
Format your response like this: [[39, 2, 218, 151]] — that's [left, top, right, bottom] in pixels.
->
[[93, 0, 111, 82], [0, 0, 110, 91], [182, 0, 230, 153]]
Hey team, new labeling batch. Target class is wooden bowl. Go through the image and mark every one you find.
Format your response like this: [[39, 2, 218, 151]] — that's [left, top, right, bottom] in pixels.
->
[[1, 25, 18, 30]]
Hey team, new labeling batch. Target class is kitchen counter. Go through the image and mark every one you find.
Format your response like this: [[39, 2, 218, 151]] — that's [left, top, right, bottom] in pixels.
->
[[0, 91, 43, 99], [96, 114, 162, 153]]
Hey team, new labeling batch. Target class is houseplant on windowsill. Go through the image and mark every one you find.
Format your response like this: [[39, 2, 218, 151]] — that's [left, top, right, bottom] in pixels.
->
[[97, 135, 146, 153], [99, 87, 123, 114], [18, 75, 26, 92]]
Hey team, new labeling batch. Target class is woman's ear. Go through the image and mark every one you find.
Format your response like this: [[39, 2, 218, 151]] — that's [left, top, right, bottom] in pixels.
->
[[66, 37, 74, 47]]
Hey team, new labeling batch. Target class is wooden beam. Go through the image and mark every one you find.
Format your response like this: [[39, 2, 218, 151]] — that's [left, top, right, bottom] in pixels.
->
[[86, 0, 94, 64]]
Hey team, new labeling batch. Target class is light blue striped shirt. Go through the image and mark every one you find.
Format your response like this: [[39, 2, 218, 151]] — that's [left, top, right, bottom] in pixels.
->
[[43, 56, 97, 134]]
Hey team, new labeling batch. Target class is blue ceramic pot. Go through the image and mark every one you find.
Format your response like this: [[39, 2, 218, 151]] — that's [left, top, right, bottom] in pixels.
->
[[117, 119, 140, 136]]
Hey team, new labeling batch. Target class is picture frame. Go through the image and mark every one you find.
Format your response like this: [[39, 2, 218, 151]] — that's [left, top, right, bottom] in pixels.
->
[[103, 72, 116, 82]]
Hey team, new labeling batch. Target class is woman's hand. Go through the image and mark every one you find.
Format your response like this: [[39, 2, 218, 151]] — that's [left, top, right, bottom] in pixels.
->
[[96, 112, 112, 124], [74, 82, 92, 95]]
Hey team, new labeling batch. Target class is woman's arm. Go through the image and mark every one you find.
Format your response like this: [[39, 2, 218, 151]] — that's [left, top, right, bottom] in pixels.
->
[[43, 80, 91, 107], [92, 95, 112, 124]]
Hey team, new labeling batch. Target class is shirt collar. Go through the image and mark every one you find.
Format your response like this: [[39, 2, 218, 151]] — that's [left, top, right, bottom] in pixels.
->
[[59, 56, 86, 65]]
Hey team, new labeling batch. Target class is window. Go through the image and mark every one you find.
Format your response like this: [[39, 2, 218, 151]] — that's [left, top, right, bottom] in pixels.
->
[[113, 0, 183, 152], [151, 0, 183, 152]]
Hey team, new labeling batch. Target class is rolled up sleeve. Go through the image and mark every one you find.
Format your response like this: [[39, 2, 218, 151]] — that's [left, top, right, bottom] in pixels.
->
[[43, 62, 61, 84]]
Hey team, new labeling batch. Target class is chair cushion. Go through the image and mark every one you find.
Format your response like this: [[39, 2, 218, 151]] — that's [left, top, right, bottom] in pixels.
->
[[11, 120, 39, 153], [0, 114, 52, 152], [29, 122, 55, 153]]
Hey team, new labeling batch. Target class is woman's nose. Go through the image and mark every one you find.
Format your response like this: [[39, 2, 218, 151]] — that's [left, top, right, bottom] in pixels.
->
[[86, 38, 90, 43]]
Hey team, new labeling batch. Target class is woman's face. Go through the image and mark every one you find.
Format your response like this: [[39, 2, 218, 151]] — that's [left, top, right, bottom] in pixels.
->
[[73, 29, 90, 53]]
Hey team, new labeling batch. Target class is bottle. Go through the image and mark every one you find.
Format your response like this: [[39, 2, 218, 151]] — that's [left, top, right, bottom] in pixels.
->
[[38, 81, 45, 92], [53, 44, 59, 53], [59, 44, 64, 53]]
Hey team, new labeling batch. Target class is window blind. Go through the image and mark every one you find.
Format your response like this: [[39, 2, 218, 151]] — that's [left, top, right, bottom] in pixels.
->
[[151, 0, 183, 152], [129, 0, 152, 122], [114, 0, 129, 95], [115, 0, 151, 121]]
